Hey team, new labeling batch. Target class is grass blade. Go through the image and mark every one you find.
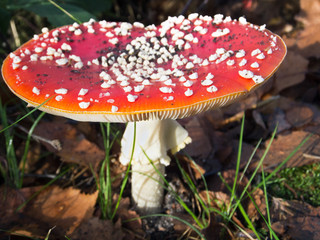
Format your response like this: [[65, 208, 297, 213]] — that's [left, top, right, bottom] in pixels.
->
[[48, 0, 82, 24], [229, 114, 245, 212], [111, 122, 136, 219], [19, 111, 46, 188], [0, 98, 53, 134]]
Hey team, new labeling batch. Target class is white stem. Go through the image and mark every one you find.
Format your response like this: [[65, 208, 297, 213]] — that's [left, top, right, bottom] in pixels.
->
[[120, 119, 191, 214], [131, 161, 165, 213]]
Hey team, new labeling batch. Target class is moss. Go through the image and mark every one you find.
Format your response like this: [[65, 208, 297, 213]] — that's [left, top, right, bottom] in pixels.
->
[[267, 163, 320, 206]]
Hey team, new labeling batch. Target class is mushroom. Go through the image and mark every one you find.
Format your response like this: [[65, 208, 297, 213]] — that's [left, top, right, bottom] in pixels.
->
[[1, 14, 286, 213]]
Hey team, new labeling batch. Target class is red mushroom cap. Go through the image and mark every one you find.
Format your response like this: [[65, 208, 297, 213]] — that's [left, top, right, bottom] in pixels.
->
[[1, 14, 286, 122]]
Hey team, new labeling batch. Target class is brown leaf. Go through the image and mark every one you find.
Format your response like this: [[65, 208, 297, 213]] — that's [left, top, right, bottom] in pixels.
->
[[273, 50, 308, 93], [184, 116, 212, 159], [206, 169, 249, 196], [0, 186, 38, 218], [252, 110, 266, 130], [0, 186, 41, 236], [199, 190, 230, 209], [114, 196, 143, 235], [35, 121, 105, 169], [226, 140, 256, 171], [171, 212, 198, 238], [262, 96, 319, 131], [271, 198, 320, 240], [71, 217, 127, 240], [23, 186, 98, 235], [284, 0, 320, 58], [246, 188, 266, 222], [267, 108, 291, 133], [0, 186, 97, 239], [286, 106, 314, 128], [178, 154, 205, 180], [8, 225, 50, 240], [254, 131, 320, 171]]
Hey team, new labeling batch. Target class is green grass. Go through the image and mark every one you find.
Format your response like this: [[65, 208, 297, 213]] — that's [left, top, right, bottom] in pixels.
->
[[92, 122, 134, 220], [0, 99, 46, 188], [138, 115, 311, 240], [266, 162, 320, 206]]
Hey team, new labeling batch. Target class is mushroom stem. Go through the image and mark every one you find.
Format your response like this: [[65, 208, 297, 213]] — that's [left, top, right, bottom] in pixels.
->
[[131, 161, 165, 213], [120, 119, 191, 213]]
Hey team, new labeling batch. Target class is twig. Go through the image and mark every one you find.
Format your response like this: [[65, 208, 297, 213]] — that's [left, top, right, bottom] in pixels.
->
[[218, 95, 280, 126], [23, 173, 61, 179], [303, 153, 320, 160], [9, 121, 62, 151]]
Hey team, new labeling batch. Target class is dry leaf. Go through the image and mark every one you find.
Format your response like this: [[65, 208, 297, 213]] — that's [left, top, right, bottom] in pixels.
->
[[286, 106, 314, 128], [71, 217, 126, 240], [114, 196, 143, 234], [252, 110, 266, 130], [273, 50, 308, 93], [271, 198, 320, 240], [24, 186, 98, 235], [0, 186, 38, 218], [199, 190, 230, 209], [184, 116, 212, 159], [178, 154, 205, 180], [285, 0, 320, 58], [35, 121, 105, 170], [0, 186, 41, 236], [246, 188, 266, 222], [254, 131, 320, 171], [0, 186, 97, 239], [267, 108, 291, 133], [171, 212, 197, 237]]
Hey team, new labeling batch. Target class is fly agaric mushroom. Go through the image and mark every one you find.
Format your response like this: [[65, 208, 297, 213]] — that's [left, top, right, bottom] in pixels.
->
[[1, 14, 286, 213]]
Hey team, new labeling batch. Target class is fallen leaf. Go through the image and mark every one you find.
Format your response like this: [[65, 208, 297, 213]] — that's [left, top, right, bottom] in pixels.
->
[[171, 212, 198, 238], [35, 121, 105, 170], [9, 225, 49, 240], [71, 217, 127, 240], [0, 185, 97, 239], [286, 106, 314, 128], [226, 140, 256, 171], [23, 185, 98, 235], [114, 196, 143, 235], [267, 108, 291, 133], [0, 186, 40, 235], [271, 198, 320, 240], [252, 110, 266, 130], [184, 116, 212, 160], [284, 0, 320, 58], [254, 131, 320, 171], [199, 190, 230, 209], [206, 169, 249, 196], [273, 50, 308, 93], [178, 154, 205, 180], [246, 188, 266, 222]]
